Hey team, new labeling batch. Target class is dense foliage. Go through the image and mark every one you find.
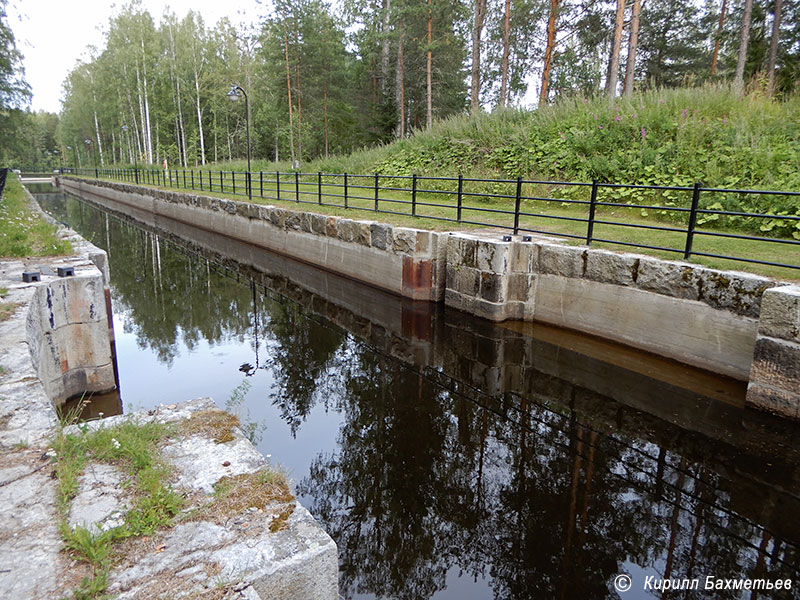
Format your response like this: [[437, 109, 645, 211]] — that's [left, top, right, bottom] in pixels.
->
[[41, 0, 800, 171]]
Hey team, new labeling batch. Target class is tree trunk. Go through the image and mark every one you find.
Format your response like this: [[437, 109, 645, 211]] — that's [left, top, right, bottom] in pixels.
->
[[499, 0, 511, 107], [140, 39, 154, 164], [283, 25, 296, 165], [470, 0, 486, 112], [395, 27, 406, 137], [295, 49, 303, 161], [194, 68, 206, 165], [733, 0, 754, 95], [767, 0, 782, 96], [93, 110, 104, 167], [623, 0, 640, 96], [540, 0, 559, 105], [380, 0, 392, 95], [426, 0, 433, 129], [606, 0, 626, 99], [323, 78, 329, 158], [710, 0, 727, 76]]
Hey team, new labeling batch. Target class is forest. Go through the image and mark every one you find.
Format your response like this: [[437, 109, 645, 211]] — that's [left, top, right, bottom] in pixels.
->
[[1, 0, 799, 179]]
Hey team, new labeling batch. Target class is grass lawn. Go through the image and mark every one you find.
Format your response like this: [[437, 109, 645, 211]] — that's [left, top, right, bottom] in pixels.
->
[[75, 169, 800, 281], [0, 172, 71, 257]]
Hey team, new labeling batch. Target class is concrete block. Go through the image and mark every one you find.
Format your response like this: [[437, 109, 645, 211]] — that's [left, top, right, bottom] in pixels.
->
[[508, 273, 536, 302], [325, 216, 338, 238], [475, 239, 509, 273], [415, 230, 432, 255], [257, 206, 272, 221], [355, 222, 372, 246], [310, 213, 328, 235], [269, 207, 288, 230], [756, 285, 800, 342], [636, 257, 700, 300], [370, 223, 392, 251], [285, 211, 302, 231], [585, 250, 639, 286], [749, 336, 800, 393], [300, 212, 313, 233], [510, 242, 537, 273], [480, 272, 506, 303], [538, 244, 585, 278], [236, 202, 261, 220], [694, 268, 774, 318], [338, 219, 356, 243], [447, 235, 477, 269], [452, 266, 478, 296], [393, 228, 417, 255], [473, 298, 511, 322]]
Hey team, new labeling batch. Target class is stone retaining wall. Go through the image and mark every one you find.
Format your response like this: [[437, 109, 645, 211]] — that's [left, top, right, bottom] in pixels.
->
[[57, 177, 800, 420], [59, 177, 447, 302]]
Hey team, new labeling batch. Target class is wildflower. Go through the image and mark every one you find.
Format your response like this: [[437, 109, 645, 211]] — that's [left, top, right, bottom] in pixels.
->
[[632, 112, 638, 119], [111, 438, 121, 449], [615, 116, 621, 122], [640, 127, 647, 140], [659, 99, 665, 104], [599, 125, 604, 129], [681, 108, 688, 119]]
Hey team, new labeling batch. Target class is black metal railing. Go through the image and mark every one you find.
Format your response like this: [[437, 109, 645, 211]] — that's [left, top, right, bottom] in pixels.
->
[[65, 167, 800, 273]]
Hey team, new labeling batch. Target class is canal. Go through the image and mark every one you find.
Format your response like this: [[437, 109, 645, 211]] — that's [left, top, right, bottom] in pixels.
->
[[30, 183, 800, 599]]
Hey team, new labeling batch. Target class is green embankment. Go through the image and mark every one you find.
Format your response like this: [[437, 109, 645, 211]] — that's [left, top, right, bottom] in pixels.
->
[[0, 172, 71, 257], [105, 87, 800, 278]]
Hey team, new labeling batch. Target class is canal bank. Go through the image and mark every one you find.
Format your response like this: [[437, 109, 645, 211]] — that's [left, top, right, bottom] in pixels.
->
[[0, 185, 338, 599], [58, 176, 800, 420]]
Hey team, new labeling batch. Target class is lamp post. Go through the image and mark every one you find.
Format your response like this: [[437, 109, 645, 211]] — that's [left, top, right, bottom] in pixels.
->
[[85, 138, 97, 178], [67, 146, 74, 172], [227, 84, 251, 200], [53, 149, 62, 173], [122, 125, 139, 184]]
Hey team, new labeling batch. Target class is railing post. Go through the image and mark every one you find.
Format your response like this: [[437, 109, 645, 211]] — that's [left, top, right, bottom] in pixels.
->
[[233, 171, 237, 195], [260, 171, 263, 198], [344, 172, 348, 209], [374, 173, 379, 211], [457, 173, 463, 223], [295, 171, 300, 203], [276, 171, 280, 200], [219, 171, 223, 193], [199, 169, 203, 191], [183, 169, 186, 189], [318, 172, 323, 205], [586, 179, 599, 244], [412, 174, 417, 217], [684, 182, 702, 260], [513, 176, 523, 235], [191, 170, 194, 190]]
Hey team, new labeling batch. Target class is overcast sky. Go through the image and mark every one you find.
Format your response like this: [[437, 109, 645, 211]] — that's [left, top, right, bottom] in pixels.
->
[[7, 0, 261, 114]]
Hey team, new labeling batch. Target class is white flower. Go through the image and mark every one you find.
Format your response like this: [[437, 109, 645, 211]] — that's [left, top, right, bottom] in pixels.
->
[[111, 438, 121, 450]]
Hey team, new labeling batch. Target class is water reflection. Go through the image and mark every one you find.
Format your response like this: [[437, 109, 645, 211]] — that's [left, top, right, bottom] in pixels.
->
[[32, 184, 800, 599]]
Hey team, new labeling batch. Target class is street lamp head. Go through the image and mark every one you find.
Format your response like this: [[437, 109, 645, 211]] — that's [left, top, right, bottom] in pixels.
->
[[227, 85, 242, 102]]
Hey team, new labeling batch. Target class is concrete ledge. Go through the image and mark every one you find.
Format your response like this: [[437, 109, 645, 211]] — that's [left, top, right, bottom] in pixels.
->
[[68, 399, 339, 600]]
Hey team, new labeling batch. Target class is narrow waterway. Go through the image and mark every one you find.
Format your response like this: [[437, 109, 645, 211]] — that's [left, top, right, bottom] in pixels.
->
[[31, 183, 800, 599]]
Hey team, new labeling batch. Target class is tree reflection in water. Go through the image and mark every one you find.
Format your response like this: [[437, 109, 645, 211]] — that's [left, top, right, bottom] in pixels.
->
[[36, 188, 800, 600]]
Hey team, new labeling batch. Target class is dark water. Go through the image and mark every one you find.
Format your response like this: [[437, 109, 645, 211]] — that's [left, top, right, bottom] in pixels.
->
[[30, 183, 800, 599]]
